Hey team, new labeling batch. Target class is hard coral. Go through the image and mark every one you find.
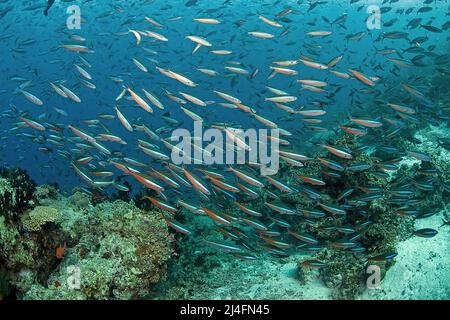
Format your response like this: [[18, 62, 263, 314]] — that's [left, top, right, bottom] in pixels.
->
[[23, 200, 174, 300], [33, 185, 58, 205], [21, 206, 59, 232], [0, 168, 69, 300], [317, 249, 366, 300], [69, 191, 91, 209]]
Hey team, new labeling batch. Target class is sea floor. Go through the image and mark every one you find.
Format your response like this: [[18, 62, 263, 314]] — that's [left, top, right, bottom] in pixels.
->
[[160, 208, 449, 300], [160, 125, 450, 300], [360, 209, 450, 300]]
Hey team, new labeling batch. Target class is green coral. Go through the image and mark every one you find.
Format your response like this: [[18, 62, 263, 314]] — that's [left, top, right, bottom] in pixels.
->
[[69, 191, 91, 209], [0, 215, 36, 269], [316, 249, 366, 300], [21, 206, 59, 232], [33, 184, 59, 205], [10, 269, 36, 294]]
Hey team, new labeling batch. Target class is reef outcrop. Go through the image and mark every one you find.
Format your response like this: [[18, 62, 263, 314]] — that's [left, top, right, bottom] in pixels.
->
[[0, 168, 174, 300]]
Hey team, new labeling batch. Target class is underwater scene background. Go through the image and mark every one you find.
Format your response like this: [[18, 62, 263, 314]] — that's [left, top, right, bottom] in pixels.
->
[[0, 0, 449, 300]]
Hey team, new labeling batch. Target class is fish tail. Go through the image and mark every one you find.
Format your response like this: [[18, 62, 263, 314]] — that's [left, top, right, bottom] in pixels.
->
[[346, 111, 353, 121]]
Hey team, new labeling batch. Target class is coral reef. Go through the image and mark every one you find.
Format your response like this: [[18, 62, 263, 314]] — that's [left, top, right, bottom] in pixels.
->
[[69, 191, 91, 209], [0, 122, 447, 300], [315, 249, 366, 300], [0, 167, 174, 300], [360, 211, 450, 300], [21, 206, 60, 232], [33, 184, 59, 205], [0, 178, 15, 216], [293, 124, 447, 299], [1, 210, 68, 298], [0, 168, 39, 299], [152, 122, 448, 300], [22, 200, 174, 300], [0, 167, 36, 220]]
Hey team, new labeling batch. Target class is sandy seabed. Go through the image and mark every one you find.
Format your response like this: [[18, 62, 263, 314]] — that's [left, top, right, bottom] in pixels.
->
[[360, 210, 450, 300], [182, 209, 449, 300]]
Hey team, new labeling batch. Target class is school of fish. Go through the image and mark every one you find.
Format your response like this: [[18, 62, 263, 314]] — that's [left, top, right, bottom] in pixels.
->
[[1, 0, 449, 266]]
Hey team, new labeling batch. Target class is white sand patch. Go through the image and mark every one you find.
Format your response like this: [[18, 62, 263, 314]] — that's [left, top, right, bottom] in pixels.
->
[[239, 256, 331, 300], [192, 253, 332, 300], [360, 210, 450, 300], [185, 209, 448, 300]]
